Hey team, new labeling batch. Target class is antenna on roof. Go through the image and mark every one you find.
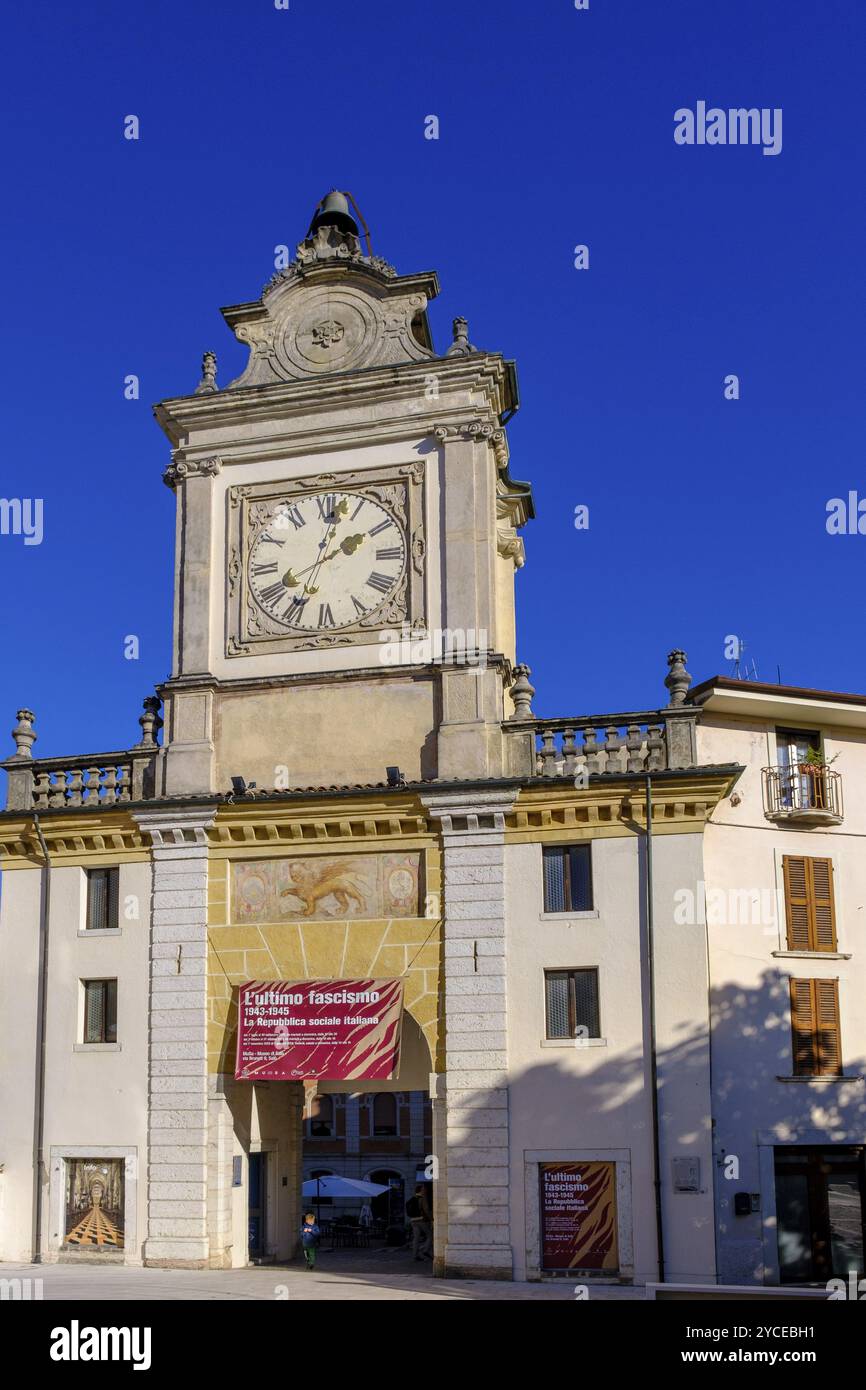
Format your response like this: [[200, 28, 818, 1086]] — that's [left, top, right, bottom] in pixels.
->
[[730, 642, 759, 682]]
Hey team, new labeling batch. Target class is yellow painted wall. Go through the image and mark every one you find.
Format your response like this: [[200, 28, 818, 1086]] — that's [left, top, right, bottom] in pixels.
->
[[206, 841, 442, 1077]]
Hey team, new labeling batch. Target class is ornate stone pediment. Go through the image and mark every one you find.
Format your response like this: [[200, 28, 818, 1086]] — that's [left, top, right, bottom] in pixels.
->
[[221, 237, 440, 388]]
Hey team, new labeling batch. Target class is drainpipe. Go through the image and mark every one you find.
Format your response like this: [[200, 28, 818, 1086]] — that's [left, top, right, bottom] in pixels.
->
[[644, 774, 665, 1284], [30, 812, 51, 1264]]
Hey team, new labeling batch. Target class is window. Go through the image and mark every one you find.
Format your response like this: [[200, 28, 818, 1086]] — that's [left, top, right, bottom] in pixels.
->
[[309, 1095, 333, 1137], [83, 980, 117, 1044], [372, 1093, 397, 1137], [783, 856, 837, 951], [544, 969, 600, 1040], [789, 978, 842, 1077], [542, 845, 593, 912], [776, 729, 821, 811], [86, 868, 119, 931]]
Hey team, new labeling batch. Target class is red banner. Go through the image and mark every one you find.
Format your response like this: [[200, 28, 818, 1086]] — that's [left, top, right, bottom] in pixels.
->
[[539, 1162, 619, 1272], [235, 978, 404, 1081]]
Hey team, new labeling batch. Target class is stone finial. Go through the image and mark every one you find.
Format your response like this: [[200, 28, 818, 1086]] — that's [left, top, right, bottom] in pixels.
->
[[11, 708, 36, 758], [194, 351, 218, 395], [665, 649, 692, 707], [508, 664, 536, 720], [136, 695, 163, 749], [445, 316, 476, 356]]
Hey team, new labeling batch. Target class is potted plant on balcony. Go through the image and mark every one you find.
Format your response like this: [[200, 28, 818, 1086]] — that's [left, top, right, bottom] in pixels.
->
[[796, 746, 838, 811]]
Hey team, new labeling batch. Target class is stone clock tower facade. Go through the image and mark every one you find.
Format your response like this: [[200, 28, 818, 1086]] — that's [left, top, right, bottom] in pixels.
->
[[156, 190, 532, 797], [0, 190, 734, 1287]]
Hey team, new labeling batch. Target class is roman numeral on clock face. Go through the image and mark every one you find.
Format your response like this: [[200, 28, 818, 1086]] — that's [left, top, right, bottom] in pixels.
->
[[284, 597, 306, 623], [350, 498, 366, 520], [368, 518, 392, 536], [259, 581, 285, 606], [316, 494, 336, 520], [351, 595, 368, 617], [367, 571, 392, 594], [318, 603, 335, 628], [259, 533, 286, 548], [253, 562, 279, 576], [375, 546, 402, 561], [279, 506, 305, 531]]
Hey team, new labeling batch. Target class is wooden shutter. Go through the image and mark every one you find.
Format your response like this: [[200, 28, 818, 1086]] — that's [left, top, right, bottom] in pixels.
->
[[783, 857, 811, 949], [814, 979, 842, 1075], [809, 859, 836, 951], [789, 978, 842, 1076], [783, 856, 836, 951]]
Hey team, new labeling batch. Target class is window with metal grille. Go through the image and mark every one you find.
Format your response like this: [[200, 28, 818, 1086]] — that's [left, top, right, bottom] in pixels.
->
[[83, 979, 117, 1044], [783, 856, 837, 952], [544, 969, 600, 1040], [86, 868, 119, 931], [542, 845, 593, 913], [789, 978, 842, 1077]]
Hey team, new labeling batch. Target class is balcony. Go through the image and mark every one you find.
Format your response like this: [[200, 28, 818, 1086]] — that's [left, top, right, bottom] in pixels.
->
[[762, 764, 843, 826]]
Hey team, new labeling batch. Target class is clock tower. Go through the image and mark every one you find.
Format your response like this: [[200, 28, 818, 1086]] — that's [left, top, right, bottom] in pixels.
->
[[155, 190, 532, 795]]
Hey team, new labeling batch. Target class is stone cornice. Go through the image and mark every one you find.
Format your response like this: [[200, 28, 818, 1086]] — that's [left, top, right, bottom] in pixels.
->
[[421, 789, 517, 835], [153, 354, 512, 447], [0, 810, 149, 866], [208, 797, 431, 855], [133, 807, 218, 847], [0, 769, 740, 863]]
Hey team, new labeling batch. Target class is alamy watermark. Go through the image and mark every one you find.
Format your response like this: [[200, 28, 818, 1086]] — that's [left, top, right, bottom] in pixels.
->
[[674, 880, 783, 933], [0, 497, 43, 545], [674, 102, 782, 157], [379, 625, 488, 670]]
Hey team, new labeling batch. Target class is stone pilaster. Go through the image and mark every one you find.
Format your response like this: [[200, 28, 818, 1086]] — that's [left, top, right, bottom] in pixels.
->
[[135, 808, 216, 1268], [423, 790, 515, 1279], [207, 1078, 234, 1268]]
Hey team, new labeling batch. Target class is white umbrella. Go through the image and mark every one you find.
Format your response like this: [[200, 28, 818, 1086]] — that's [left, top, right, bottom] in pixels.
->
[[302, 1175, 390, 1199], [302, 1174, 392, 1224]]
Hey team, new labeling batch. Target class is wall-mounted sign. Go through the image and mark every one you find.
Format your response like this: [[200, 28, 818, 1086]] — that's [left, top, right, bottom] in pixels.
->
[[64, 1159, 124, 1250], [539, 1161, 618, 1273], [235, 978, 404, 1081]]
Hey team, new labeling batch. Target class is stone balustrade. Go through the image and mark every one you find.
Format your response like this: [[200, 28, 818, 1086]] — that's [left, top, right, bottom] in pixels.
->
[[30, 755, 134, 808], [504, 708, 699, 778], [1, 699, 163, 811]]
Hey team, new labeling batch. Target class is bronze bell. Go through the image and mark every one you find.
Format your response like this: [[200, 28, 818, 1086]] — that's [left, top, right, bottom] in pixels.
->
[[309, 190, 359, 238]]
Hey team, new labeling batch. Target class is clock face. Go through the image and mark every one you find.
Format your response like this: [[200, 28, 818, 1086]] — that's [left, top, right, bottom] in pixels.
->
[[247, 490, 406, 632]]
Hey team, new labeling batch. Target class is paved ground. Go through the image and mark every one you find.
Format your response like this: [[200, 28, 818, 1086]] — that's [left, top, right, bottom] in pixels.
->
[[0, 1247, 642, 1301]]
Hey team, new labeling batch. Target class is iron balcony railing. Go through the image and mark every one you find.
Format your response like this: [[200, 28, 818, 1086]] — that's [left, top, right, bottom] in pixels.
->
[[762, 764, 843, 822]]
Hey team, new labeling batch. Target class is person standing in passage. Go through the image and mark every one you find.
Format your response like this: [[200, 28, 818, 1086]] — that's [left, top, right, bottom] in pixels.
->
[[300, 1212, 321, 1270], [406, 1185, 433, 1260]]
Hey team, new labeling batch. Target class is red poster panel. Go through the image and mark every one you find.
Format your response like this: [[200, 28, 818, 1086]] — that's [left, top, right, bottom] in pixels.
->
[[539, 1162, 618, 1272], [235, 978, 404, 1081]]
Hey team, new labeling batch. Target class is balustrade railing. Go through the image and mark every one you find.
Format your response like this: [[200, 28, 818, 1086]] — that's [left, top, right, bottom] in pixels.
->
[[30, 754, 134, 808], [507, 711, 674, 777]]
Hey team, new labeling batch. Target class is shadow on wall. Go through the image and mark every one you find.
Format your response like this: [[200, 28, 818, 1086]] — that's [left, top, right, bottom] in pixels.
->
[[498, 970, 866, 1146], [708, 968, 866, 1139]]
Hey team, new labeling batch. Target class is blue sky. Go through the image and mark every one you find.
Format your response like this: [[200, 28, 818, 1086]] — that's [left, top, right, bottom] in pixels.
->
[[1, 0, 865, 766]]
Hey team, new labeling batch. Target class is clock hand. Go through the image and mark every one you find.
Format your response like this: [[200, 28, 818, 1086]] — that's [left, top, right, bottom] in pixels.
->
[[281, 535, 366, 588], [282, 531, 366, 594]]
